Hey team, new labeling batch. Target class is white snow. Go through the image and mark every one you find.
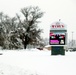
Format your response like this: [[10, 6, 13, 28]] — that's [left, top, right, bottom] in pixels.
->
[[0, 49, 76, 75]]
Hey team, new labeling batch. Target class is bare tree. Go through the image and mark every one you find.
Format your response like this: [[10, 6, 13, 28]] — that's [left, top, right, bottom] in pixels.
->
[[17, 6, 44, 49]]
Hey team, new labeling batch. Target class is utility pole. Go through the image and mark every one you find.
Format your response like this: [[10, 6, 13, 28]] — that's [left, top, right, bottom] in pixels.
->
[[72, 32, 74, 48]]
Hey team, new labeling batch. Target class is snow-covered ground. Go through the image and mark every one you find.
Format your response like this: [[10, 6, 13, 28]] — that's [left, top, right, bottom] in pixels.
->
[[0, 49, 76, 75]]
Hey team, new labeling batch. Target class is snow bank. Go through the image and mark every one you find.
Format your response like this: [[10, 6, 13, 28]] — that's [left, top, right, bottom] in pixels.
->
[[0, 63, 38, 75], [0, 49, 76, 75]]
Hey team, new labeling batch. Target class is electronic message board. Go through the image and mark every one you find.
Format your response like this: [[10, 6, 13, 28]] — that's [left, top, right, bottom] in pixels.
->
[[49, 32, 66, 45]]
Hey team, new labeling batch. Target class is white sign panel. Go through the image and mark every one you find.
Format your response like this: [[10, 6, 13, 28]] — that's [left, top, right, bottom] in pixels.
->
[[50, 21, 67, 30]]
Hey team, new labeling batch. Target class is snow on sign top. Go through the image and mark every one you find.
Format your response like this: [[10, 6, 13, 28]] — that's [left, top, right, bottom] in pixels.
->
[[50, 21, 67, 30]]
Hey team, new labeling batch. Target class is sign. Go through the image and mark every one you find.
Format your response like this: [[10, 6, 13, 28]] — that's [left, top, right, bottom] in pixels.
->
[[49, 32, 66, 45], [50, 22, 66, 30]]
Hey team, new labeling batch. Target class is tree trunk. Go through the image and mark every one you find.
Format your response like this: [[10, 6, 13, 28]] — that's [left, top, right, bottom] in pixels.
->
[[23, 40, 30, 49], [23, 34, 30, 49], [24, 43, 27, 49]]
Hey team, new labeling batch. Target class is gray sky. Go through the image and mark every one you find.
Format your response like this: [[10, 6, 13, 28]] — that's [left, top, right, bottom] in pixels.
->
[[0, 0, 76, 40]]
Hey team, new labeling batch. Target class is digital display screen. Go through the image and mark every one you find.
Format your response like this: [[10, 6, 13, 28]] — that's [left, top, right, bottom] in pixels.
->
[[50, 32, 65, 45]]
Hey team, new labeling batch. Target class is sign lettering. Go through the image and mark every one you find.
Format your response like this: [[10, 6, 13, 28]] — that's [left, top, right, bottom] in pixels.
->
[[52, 25, 64, 28]]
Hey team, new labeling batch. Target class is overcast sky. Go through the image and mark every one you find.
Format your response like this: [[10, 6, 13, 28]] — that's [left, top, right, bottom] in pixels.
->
[[0, 0, 76, 40]]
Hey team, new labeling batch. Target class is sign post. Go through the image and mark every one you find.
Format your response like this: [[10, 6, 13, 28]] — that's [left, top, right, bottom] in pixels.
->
[[49, 20, 67, 55]]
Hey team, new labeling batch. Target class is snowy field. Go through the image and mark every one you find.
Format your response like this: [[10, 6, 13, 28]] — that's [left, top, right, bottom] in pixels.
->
[[0, 49, 76, 75]]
